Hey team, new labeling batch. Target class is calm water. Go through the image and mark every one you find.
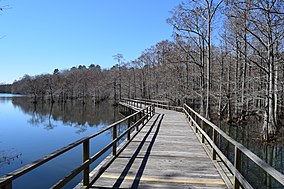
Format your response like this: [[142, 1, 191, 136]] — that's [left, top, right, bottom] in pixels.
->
[[216, 118, 284, 189], [0, 94, 126, 188]]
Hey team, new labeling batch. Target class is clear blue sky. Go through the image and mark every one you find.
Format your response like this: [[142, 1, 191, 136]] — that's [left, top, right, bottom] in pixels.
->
[[0, 0, 183, 84]]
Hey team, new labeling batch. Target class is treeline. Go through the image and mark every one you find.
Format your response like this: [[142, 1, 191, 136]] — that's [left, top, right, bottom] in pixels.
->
[[12, 65, 111, 104], [12, 0, 284, 141], [0, 84, 12, 93]]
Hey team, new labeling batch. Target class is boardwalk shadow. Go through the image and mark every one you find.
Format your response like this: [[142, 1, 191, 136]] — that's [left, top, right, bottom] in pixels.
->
[[109, 113, 164, 188], [130, 114, 164, 188]]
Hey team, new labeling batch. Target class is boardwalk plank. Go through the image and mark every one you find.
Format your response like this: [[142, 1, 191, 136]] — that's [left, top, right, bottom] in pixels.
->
[[80, 107, 227, 189]]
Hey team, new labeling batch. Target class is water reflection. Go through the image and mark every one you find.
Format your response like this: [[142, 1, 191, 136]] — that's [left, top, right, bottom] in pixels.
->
[[0, 95, 125, 188], [216, 118, 284, 189], [12, 98, 119, 131]]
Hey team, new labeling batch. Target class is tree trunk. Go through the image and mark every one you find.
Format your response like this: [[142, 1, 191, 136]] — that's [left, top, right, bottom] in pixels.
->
[[227, 56, 232, 121], [218, 56, 224, 117], [262, 42, 277, 140], [200, 38, 206, 116], [240, 32, 247, 118], [205, 16, 211, 120], [235, 36, 240, 114], [132, 68, 136, 99]]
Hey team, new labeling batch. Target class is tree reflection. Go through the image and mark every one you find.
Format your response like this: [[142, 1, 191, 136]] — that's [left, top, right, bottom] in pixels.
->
[[11, 97, 123, 133], [218, 119, 284, 189]]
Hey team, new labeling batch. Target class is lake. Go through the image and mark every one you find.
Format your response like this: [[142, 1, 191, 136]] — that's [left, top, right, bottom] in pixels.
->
[[0, 94, 126, 188]]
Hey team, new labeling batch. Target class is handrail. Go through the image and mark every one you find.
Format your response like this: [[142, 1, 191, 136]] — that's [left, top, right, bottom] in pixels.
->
[[118, 98, 284, 188], [0, 103, 155, 189], [183, 103, 284, 189], [121, 98, 183, 112]]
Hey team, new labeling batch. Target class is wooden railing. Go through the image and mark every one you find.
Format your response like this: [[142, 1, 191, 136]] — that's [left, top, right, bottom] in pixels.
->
[[0, 103, 155, 189], [122, 98, 183, 112], [183, 104, 284, 189], [124, 98, 284, 189]]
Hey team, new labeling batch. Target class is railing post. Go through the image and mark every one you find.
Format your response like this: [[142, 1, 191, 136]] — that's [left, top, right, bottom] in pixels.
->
[[200, 120, 205, 143], [113, 125, 117, 156], [234, 146, 241, 189], [1, 182, 12, 189], [212, 129, 217, 160], [142, 110, 145, 127], [195, 121, 198, 133], [146, 107, 149, 120], [83, 139, 90, 186], [139, 111, 142, 123], [127, 118, 131, 140]]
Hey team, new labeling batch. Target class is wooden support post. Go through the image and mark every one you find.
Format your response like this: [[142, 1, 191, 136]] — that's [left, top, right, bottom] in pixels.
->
[[234, 146, 241, 189], [212, 129, 217, 160], [127, 118, 131, 140], [113, 125, 117, 156], [201, 120, 205, 143], [146, 107, 149, 120], [1, 182, 12, 189], [83, 139, 90, 186], [142, 110, 145, 126], [136, 112, 141, 131]]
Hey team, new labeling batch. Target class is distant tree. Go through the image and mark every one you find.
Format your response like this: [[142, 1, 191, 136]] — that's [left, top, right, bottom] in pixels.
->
[[113, 54, 124, 101]]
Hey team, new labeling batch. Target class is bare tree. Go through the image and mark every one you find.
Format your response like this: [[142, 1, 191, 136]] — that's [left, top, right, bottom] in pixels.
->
[[225, 0, 284, 140], [168, 0, 223, 118]]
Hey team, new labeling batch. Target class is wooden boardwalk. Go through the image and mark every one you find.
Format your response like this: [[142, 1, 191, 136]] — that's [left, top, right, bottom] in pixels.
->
[[85, 108, 227, 189]]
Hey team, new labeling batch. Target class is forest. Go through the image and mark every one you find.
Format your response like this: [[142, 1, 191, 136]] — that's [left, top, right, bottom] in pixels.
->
[[0, 84, 11, 93], [7, 0, 284, 141]]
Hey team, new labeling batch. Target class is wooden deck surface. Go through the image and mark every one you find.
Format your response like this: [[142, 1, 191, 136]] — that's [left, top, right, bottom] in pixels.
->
[[87, 108, 227, 189]]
